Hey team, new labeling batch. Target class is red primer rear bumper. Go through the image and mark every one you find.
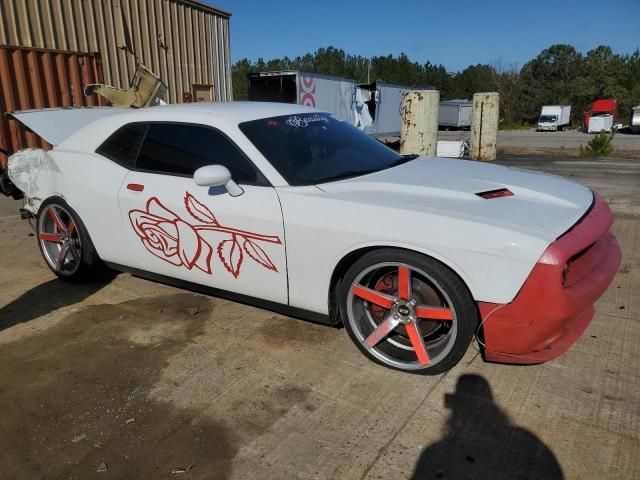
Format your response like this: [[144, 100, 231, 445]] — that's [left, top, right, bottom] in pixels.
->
[[479, 193, 621, 364]]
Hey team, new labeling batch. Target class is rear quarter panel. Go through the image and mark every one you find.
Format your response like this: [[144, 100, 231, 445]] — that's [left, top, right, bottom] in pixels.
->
[[41, 150, 130, 263]]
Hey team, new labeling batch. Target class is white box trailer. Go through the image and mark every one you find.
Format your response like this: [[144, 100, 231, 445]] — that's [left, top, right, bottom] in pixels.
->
[[588, 114, 614, 133], [438, 100, 472, 129], [247, 72, 425, 137], [247, 71, 357, 124], [358, 81, 423, 136], [537, 105, 571, 131], [630, 106, 640, 133]]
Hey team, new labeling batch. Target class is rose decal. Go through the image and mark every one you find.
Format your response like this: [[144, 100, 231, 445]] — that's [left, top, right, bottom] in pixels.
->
[[129, 193, 282, 278]]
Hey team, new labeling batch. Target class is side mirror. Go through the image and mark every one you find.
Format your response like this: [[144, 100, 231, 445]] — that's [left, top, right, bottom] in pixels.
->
[[193, 165, 244, 197]]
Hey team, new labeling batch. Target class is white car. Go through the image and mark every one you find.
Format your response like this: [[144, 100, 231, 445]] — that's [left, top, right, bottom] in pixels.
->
[[6, 103, 621, 374]]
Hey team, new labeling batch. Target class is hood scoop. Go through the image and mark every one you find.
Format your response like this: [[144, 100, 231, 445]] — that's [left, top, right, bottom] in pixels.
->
[[476, 188, 514, 199]]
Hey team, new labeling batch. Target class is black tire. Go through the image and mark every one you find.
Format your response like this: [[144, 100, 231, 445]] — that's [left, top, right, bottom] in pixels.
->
[[339, 249, 477, 375], [36, 197, 104, 281]]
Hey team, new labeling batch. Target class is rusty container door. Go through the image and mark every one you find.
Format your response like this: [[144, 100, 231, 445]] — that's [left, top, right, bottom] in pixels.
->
[[0, 45, 105, 169]]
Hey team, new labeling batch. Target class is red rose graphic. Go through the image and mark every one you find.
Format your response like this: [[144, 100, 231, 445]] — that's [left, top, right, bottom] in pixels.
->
[[128, 193, 282, 278], [129, 198, 213, 273]]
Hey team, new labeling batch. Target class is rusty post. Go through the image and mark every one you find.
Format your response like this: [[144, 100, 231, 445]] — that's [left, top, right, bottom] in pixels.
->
[[470, 92, 500, 161], [400, 90, 440, 156]]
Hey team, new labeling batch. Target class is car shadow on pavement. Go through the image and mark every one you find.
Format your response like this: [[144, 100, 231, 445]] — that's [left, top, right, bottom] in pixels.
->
[[411, 374, 564, 480], [0, 273, 115, 331]]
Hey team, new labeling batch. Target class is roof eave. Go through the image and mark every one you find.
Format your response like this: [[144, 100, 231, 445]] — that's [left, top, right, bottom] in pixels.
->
[[178, 0, 231, 18]]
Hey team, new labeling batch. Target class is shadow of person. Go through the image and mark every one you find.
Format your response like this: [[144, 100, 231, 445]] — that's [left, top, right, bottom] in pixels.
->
[[0, 273, 115, 332], [412, 374, 564, 480]]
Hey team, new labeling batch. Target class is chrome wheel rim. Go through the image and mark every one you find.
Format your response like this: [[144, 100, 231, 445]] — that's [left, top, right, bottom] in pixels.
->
[[347, 262, 457, 370], [38, 204, 82, 276]]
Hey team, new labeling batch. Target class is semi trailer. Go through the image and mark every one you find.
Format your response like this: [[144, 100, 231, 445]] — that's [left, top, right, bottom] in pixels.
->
[[585, 99, 618, 133]]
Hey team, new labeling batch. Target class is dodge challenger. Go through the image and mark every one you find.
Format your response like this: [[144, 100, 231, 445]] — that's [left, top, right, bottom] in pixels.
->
[[5, 102, 621, 374]]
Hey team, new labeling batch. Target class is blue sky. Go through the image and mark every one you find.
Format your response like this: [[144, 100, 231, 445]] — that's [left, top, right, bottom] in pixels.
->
[[208, 0, 639, 72]]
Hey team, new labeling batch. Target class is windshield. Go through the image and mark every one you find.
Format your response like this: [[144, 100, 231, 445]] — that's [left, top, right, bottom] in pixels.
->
[[239, 113, 409, 186], [539, 115, 557, 123], [591, 111, 611, 117]]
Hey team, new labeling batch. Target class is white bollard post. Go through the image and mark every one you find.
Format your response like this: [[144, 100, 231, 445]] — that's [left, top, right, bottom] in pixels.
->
[[470, 92, 500, 161], [400, 90, 440, 156]]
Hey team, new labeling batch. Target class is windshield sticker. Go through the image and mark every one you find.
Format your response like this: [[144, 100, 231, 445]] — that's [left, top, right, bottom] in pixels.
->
[[286, 114, 330, 128]]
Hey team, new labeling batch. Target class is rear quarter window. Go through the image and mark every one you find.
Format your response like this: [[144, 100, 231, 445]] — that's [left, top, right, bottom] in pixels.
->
[[96, 123, 147, 169]]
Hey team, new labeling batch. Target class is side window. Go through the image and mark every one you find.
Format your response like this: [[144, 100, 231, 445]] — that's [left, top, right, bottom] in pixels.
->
[[136, 124, 266, 185], [96, 123, 147, 169]]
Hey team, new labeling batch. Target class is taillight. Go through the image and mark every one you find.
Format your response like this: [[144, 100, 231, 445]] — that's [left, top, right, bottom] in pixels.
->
[[476, 188, 514, 199]]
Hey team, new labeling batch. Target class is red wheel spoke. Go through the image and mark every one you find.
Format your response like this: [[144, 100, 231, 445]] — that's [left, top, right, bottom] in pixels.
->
[[352, 285, 395, 309], [366, 316, 402, 347], [39, 233, 63, 243], [67, 220, 76, 237], [397, 266, 410, 300], [47, 207, 67, 234], [406, 322, 430, 366], [416, 306, 454, 321]]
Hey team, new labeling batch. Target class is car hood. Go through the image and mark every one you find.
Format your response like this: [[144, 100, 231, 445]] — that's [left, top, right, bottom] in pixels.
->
[[316, 157, 594, 240]]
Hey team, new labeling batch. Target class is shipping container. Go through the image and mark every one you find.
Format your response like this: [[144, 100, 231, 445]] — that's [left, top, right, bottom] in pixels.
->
[[0, 45, 105, 170], [0, 0, 232, 104], [438, 100, 472, 129]]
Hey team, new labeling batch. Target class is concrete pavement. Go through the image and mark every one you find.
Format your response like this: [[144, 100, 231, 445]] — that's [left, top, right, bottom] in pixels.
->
[[0, 156, 637, 479]]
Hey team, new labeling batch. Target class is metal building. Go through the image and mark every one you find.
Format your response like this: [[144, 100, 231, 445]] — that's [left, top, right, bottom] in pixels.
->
[[0, 0, 232, 104]]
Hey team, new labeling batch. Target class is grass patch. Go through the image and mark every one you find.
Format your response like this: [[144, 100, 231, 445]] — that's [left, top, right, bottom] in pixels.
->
[[579, 132, 614, 157]]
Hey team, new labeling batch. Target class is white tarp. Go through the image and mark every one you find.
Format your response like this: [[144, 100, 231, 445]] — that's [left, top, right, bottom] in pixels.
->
[[298, 73, 356, 125], [354, 88, 373, 130]]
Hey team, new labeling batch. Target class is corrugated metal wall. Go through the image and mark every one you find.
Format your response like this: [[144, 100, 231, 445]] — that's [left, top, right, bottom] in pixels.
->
[[0, 0, 232, 104], [0, 45, 105, 168]]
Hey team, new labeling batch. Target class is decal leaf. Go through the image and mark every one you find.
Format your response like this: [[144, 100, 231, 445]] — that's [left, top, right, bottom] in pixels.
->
[[184, 192, 218, 225], [147, 197, 179, 220], [243, 238, 278, 272], [193, 238, 214, 274], [217, 235, 243, 278], [175, 220, 201, 269]]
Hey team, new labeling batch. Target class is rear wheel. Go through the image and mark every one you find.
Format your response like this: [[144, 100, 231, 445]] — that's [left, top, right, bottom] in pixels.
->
[[37, 198, 103, 280], [340, 249, 477, 374]]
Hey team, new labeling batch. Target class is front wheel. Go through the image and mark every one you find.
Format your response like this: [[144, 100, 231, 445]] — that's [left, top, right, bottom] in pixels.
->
[[339, 249, 478, 375], [36, 197, 103, 280]]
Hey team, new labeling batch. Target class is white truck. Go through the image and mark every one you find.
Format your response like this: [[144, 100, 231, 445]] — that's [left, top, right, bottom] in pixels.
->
[[537, 105, 571, 132]]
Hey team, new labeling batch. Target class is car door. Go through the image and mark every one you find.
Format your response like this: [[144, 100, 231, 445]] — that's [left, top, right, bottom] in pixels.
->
[[117, 122, 288, 305]]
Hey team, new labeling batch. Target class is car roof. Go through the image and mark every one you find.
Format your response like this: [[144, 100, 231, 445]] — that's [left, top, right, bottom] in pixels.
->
[[9, 102, 319, 148], [131, 101, 316, 122]]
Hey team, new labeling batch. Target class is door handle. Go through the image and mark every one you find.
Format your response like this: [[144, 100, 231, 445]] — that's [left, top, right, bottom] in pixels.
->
[[127, 183, 144, 192]]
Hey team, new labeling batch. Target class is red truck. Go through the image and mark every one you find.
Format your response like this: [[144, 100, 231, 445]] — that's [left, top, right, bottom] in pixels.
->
[[585, 99, 618, 132]]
